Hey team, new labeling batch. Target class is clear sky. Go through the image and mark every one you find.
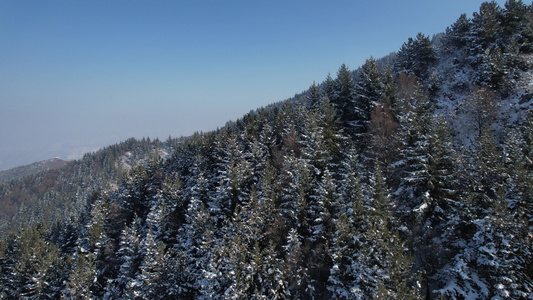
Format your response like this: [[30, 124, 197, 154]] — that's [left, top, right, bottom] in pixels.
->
[[0, 0, 507, 170]]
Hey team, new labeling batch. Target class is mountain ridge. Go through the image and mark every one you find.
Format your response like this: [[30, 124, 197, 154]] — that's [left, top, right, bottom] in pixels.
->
[[0, 157, 70, 183]]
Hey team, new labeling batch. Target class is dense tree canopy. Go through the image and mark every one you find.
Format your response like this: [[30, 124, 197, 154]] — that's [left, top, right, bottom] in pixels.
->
[[1, 1, 533, 299]]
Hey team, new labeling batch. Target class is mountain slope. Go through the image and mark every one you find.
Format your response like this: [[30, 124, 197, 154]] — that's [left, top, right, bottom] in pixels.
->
[[0, 137, 171, 233], [0, 157, 69, 183], [1, 1, 532, 299]]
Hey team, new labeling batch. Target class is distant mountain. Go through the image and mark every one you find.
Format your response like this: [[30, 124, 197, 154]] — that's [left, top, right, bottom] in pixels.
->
[[0, 137, 170, 230], [0, 157, 69, 183]]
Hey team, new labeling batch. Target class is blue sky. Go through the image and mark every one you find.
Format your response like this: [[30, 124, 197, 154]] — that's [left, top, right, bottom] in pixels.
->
[[0, 0, 507, 169]]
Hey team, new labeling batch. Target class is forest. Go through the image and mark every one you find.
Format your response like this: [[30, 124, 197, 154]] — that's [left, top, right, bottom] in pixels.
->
[[1, 1, 533, 299]]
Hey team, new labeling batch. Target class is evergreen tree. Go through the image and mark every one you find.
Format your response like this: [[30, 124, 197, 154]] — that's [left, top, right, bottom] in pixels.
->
[[280, 155, 315, 235], [381, 63, 398, 110], [471, 1, 503, 52], [331, 64, 358, 128], [322, 73, 336, 102], [396, 32, 437, 80], [107, 217, 143, 299], [426, 117, 460, 217], [442, 13, 471, 51], [477, 47, 510, 90], [370, 166, 419, 299], [0, 233, 21, 298], [256, 240, 288, 299], [134, 229, 168, 299], [393, 86, 433, 217], [307, 81, 322, 110], [179, 190, 218, 298], [7, 224, 66, 299], [158, 175, 186, 244], [64, 249, 97, 299], [284, 228, 311, 299], [327, 150, 365, 299], [501, 0, 533, 52], [356, 57, 384, 107], [305, 96, 346, 172], [468, 126, 506, 211]]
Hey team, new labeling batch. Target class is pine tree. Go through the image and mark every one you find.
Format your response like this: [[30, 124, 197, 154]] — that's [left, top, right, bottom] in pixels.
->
[[219, 226, 255, 299], [477, 47, 509, 90], [283, 228, 311, 299], [469, 126, 506, 211], [393, 86, 432, 217], [88, 195, 109, 252], [134, 229, 168, 299], [282, 156, 314, 235], [64, 249, 97, 299], [313, 169, 337, 240], [322, 73, 336, 101], [331, 64, 358, 128], [471, 1, 503, 52], [158, 175, 186, 244], [518, 113, 533, 219], [305, 96, 346, 172], [356, 57, 384, 107], [213, 132, 250, 219], [219, 187, 281, 298], [369, 166, 419, 299], [256, 240, 288, 299], [502, 0, 533, 52], [8, 224, 66, 299], [381, 62, 398, 110], [85, 194, 114, 296], [108, 217, 143, 299], [442, 13, 471, 51], [327, 210, 356, 299], [396, 33, 437, 80], [0, 233, 21, 298], [307, 81, 322, 110], [179, 189, 219, 298]]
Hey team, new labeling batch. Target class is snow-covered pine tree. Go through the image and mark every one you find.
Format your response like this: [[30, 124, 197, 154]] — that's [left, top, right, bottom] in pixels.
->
[[470, 1, 502, 54], [255, 240, 288, 299], [283, 228, 312, 299], [326, 155, 366, 299], [7, 224, 65, 299], [307, 81, 323, 110], [322, 73, 336, 103], [106, 217, 143, 299], [331, 64, 358, 129], [356, 57, 384, 111], [396, 32, 437, 80], [442, 13, 471, 53], [393, 84, 433, 219], [134, 229, 168, 299], [64, 248, 97, 299], [369, 166, 419, 299], [503, 0, 533, 52]]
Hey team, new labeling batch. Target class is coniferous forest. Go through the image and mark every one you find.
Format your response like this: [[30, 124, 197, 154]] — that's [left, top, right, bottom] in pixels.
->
[[1, 1, 533, 299]]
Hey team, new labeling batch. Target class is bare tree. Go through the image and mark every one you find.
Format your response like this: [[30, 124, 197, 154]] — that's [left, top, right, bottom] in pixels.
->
[[464, 85, 500, 136], [368, 102, 400, 171]]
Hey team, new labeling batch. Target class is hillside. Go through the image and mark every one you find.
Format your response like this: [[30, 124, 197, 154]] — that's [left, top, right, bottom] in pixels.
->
[[1, 1, 532, 299], [0, 137, 171, 233], [0, 157, 69, 183]]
